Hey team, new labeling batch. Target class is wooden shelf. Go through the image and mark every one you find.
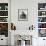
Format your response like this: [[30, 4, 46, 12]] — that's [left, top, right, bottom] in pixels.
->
[[0, 16, 8, 17], [38, 16, 46, 17], [38, 28, 46, 29], [0, 22, 8, 23], [38, 10, 46, 11], [0, 10, 8, 11], [38, 22, 46, 23]]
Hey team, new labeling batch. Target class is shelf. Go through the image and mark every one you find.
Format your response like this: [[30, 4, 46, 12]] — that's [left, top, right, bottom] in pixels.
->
[[38, 10, 46, 11], [0, 22, 8, 23], [38, 16, 46, 17], [0, 10, 8, 11], [38, 28, 46, 29], [38, 22, 46, 23], [0, 16, 8, 17]]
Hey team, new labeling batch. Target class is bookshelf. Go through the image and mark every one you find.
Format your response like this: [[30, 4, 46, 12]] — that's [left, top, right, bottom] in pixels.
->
[[0, 3, 8, 37], [38, 3, 46, 37]]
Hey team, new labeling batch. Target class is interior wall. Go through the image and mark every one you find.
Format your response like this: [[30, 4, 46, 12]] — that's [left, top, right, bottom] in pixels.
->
[[11, 0, 38, 30], [11, 0, 46, 46]]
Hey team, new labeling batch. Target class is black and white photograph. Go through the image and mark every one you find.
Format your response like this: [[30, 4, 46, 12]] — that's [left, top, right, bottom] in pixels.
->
[[18, 9, 28, 21]]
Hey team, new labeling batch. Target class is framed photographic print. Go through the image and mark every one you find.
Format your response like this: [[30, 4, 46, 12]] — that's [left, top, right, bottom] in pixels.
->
[[18, 9, 28, 21]]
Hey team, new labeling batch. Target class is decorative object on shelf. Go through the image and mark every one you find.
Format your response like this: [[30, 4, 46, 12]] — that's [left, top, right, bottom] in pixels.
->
[[0, 23, 8, 30], [29, 25, 35, 30], [0, 17, 8, 22], [5, 6, 8, 10], [45, 6, 46, 10], [0, 23, 8, 37], [40, 8, 45, 10], [11, 23, 16, 30], [38, 17, 46, 22], [18, 9, 28, 21], [42, 12, 45, 15], [38, 3, 46, 10], [41, 11, 46, 16], [38, 23, 46, 28], [0, 6, 1, 10], [0, 3, 8, 10], [39, 29, 46, 37], [0, 11, 8, 16], [38, 11, 46, 16]]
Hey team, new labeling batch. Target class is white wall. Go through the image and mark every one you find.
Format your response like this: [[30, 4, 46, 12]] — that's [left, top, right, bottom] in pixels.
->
[[11, 0, 46, 46], [11, 0, 38, 30], [11, 0, 46, 30]]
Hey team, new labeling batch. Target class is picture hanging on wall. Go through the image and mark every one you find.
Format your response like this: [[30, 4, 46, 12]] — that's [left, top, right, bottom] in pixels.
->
[[18, 9, 28, 21]]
